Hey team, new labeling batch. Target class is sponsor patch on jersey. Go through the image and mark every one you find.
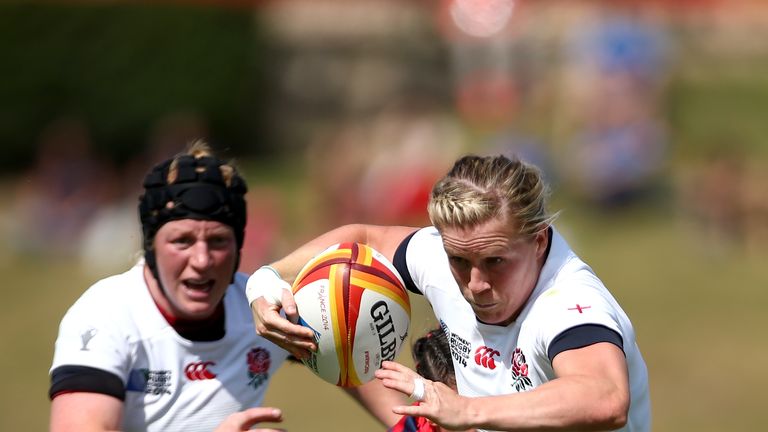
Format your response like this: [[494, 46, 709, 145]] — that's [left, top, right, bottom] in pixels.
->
[[126, 368, 172, 395], [510, 347, 532, 392], [185, 361, 217, 380], [246, 347, 271, 389], [474, 345, 500, 370]]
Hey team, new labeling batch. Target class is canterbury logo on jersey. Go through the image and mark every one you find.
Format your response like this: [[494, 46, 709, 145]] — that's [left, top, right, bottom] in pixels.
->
[[185, 361, 217, 380], [474, 345, 500, 369]]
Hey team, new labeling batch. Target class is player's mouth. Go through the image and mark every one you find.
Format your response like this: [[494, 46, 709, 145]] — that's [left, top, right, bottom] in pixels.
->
[[472, 301, 496, 310], [183, 279, 214, 294]]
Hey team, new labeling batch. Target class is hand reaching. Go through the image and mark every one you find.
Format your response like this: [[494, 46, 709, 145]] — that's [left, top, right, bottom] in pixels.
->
[[214, 407, 284, 432], [375, 361, 473, 431], [247, 267, 316, 359]]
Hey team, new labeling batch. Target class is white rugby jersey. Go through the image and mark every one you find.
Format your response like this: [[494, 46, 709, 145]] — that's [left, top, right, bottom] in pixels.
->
[[50, 261, 289, 432], [395, 226, 650, 432]]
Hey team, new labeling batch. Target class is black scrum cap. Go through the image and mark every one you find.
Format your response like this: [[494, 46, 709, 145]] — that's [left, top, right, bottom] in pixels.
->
[[138, 154, 248, 280]]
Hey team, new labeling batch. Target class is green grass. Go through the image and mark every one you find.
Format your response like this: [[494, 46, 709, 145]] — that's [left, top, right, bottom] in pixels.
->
[[562, 205, 768, 431], [2, 190, 766, 431]]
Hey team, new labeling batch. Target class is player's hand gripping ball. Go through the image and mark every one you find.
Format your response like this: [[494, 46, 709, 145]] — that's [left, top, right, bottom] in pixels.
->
[[292, 242, 411, 387]]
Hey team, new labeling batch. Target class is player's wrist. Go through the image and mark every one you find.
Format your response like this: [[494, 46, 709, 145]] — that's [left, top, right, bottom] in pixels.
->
[[245, 265, 291, 306], [462, 395, 484, 430]]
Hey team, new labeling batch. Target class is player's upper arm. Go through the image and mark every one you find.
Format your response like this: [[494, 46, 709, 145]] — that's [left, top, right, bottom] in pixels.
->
[[361, 225, 419, 261], [50, 391, 124, 432], [552, 341, 628, 382], [552, 342, 630, 423]]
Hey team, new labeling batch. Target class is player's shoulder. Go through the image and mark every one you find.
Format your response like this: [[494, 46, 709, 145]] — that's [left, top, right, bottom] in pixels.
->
[[407, 226, 445, 252], [404, 226, 449, 270], [414, 225, 441, 239], [64, 264, 146, 323], [230, 271, 249, 299], [541, 233, 608, 301], [532, 260, 611, 308], [80, 264, 141, 297], [61, 268, 147, 334], [525, 275, 623, 338], [224, 271, 255, 316]]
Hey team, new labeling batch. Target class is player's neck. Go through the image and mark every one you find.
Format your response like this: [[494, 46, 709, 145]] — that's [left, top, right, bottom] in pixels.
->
[[143, 265, 226, 341], [156, 301, 226, 342]]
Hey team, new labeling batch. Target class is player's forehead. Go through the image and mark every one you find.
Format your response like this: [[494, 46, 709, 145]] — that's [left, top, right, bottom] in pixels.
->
[[440, 217, 524, 256], [156, 219, 234, 236]]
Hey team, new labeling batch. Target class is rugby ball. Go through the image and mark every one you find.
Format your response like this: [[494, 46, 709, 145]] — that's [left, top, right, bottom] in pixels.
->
[[292, 242, 411, 387]]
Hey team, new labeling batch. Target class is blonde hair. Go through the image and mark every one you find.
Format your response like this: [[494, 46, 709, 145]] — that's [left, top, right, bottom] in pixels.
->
[[167, 139, 236, 186], [428, 155, 557, 236]]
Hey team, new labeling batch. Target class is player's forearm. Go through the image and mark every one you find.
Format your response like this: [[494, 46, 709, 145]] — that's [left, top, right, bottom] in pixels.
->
[[268, 224, 372, 283], [344, 379, 407, 427], [463, 376, 629, 431], [269, 224, 416, 283]]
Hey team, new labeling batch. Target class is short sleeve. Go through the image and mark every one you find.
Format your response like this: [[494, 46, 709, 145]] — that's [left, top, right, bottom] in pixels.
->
[[396, 227, 454, 300], [49, 284, 134, 384], [531, 281, 625, 361], [393, 230, 421, 295]]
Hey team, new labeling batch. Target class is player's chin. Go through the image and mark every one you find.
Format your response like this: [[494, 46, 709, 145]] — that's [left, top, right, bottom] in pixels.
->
[[472, 307, 512, 326], [180, 298, 222, 319]]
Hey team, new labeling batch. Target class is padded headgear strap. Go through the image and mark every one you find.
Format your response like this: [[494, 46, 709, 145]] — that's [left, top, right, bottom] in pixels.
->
[[138, 154, 247, 281]]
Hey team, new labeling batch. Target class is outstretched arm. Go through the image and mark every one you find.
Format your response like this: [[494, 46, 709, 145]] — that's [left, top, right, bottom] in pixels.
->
[[248, 224, 417, 426], [344, 377, 408, 427], [214, 407, 284, 432], [51, 393, 285, 432], [271, 224, 417, 283], [50, 392, 123, 432], [249, 224, 417, 358], [377, 342, 630, 431]]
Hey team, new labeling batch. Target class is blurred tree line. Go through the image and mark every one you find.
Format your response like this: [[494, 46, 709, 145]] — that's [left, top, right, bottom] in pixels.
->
[[0, 3, 272, 173]]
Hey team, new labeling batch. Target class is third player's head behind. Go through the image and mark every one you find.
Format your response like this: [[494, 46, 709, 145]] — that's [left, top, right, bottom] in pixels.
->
[[389, 328, 475, 432], [412, 329, 454, 390]]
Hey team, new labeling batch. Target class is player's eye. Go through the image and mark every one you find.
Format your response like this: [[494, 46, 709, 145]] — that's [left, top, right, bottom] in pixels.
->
[[207, 236, 232, 249], [449, 256, 469, 268], [170, 236, 194, 246], [485, 257, 504, 266]]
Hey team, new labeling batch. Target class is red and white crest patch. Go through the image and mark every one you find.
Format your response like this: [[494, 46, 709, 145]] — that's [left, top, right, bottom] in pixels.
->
[[510, 347, 532, 391]]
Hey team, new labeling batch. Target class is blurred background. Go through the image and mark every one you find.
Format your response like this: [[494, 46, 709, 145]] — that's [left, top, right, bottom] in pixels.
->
[[1, 0, 767, 430]]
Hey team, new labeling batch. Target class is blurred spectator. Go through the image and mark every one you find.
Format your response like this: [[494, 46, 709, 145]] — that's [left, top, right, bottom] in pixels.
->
[[680, 152, 768, 256], [484, 130, 558, 187], [558, 6, 670, 209], [566, 116, 667, 208], [7, 116, 117, 257], [682, 151, 744, 251], [78, 112, 208, 276], [238, 185, 283, 274], [77, 112, 284, 277], [145, 112, 210, 159], [741, 160, 768, 256], [305, 101, 465, 228], [305, 119, 371, 228]]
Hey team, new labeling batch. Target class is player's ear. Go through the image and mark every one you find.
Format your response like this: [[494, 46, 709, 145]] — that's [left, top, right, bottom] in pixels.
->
[[534, 227, 548, 257]]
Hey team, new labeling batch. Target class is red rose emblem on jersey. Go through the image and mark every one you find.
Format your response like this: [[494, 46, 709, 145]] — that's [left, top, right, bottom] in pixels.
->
[[247, 347, 271, 374], [246, 347, 271, 389], [510, 347, 533, 392]]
